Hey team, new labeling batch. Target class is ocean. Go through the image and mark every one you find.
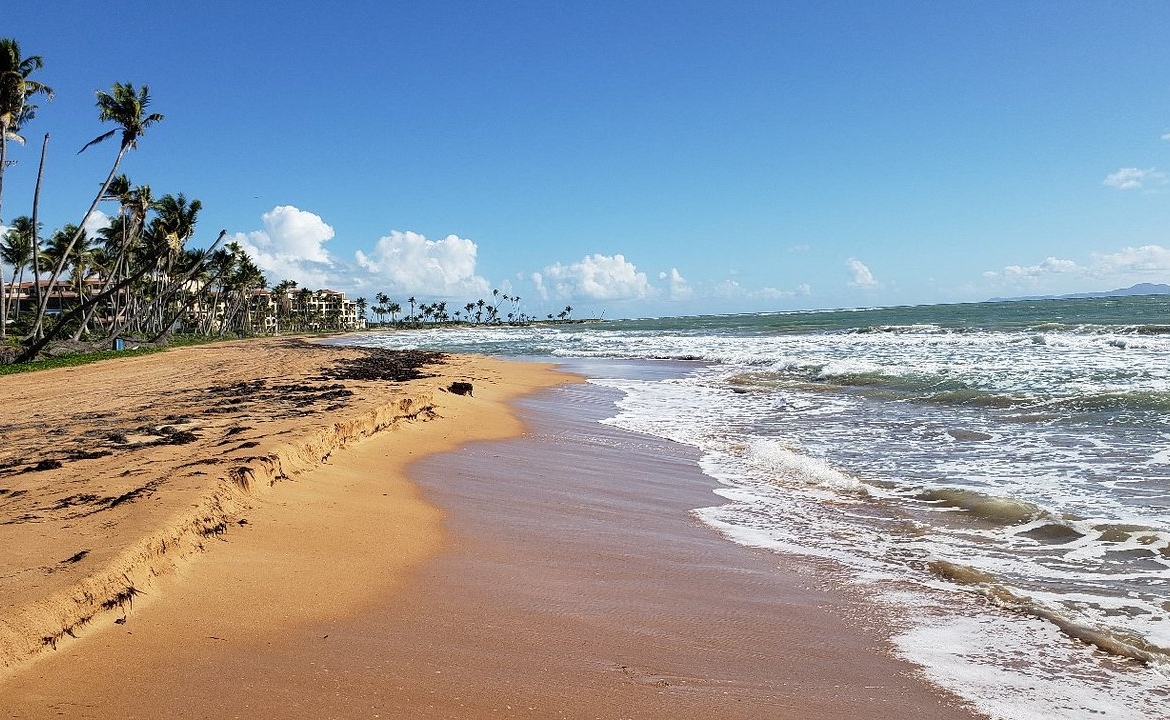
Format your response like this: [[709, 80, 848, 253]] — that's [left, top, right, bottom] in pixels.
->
[[337, 294, 1170, 719]]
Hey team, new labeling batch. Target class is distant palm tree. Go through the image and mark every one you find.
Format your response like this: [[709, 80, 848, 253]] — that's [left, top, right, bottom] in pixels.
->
[[374, 291, 389, 325], [387, 301, 401, 324], [31, 82, 163, 339], [407, 295, 416, 323]]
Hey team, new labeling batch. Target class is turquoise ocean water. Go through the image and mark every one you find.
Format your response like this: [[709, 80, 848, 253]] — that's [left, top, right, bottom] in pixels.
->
[[339, 295, 1170, 719]]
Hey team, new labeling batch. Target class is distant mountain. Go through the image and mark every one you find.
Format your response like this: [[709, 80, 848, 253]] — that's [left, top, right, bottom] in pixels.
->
[[989, 283, 1170, 302]]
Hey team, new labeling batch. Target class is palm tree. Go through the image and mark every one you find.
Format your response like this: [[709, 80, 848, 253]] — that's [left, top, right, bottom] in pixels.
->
[[355, 296, 367, 325], [387, 301, 401, 324], [270, 279, 297, 332], [138, 194, 203, 335], [407, 295, 416, 323], [374, 291, 389, 326], [0, 38, 53, 225], [1, 215, 35, 320], [68, 237, 99, 338], [31, 82, 162, 340], [39, 224, 81, 318]]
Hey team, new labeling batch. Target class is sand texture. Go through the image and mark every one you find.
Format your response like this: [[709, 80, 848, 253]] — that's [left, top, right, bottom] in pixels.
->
[[1, 344, 985, 719], [0, 338, 569, 679]]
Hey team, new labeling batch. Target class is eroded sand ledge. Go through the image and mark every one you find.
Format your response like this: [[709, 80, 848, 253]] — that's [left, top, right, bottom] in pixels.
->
[[0, 338, 571, 677]]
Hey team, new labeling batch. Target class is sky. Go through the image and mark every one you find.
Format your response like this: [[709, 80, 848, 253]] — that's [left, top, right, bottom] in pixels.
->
[[3, 1, 1170, 318]]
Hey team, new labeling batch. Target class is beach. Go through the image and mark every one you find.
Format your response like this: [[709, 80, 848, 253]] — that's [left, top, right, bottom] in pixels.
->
[[0, 339, 982, 718]]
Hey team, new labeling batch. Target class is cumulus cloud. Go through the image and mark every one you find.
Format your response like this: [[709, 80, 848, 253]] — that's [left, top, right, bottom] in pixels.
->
[[846, 258, 878, 288], [234, 205, 336, 288], [1162, 131, 1170, 142], [658, 268, 693, 300], [83, 209, 111, 238], [1088, 244, 1170, 277], [355, 230, 489, 297], [984, 244, 1170, 289], [532, 253, 651, 301], [998, 256, 1082, 279], [1103, 167, 1167, 190]]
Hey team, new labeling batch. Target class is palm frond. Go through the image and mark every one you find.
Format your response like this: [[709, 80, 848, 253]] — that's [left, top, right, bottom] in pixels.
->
[[78, 128, 117, 154]]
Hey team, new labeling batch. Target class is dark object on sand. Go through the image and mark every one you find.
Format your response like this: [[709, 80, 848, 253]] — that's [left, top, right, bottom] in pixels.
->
[[26, 459, 63, 473], [322, 348, 445, 383], [448, 381, 473, 396]]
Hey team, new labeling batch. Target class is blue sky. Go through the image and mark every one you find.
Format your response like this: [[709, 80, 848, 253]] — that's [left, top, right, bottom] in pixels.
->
[[4, 1, 1170, 318]]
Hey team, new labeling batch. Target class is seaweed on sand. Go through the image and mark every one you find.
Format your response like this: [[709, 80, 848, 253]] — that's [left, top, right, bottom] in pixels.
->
[[320, 349, 446, 382]]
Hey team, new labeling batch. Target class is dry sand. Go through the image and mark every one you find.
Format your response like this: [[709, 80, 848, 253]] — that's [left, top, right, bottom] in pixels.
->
[[0, 339, 567, 677], [0, 340, 984, 719]]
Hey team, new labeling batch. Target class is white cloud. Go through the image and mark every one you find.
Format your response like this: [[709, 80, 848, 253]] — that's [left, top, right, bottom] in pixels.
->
[[1162, 131, 1170, 142], [83, 209, 111, 238], [846, 258, 878, 288], [787, 244, 810, 253], [658, 268, 693, 300], [355, 230, 489, 297], [984, 244, 1170, 291], [1000, 256, 1082, 279], [1103, 167, 1167, 190], [234, 205, 336, 288], [1088, 244, 1170, 277], [533, 253, 651, 301]]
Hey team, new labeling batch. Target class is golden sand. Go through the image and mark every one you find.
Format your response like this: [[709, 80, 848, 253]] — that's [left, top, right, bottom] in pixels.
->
[[0, 338, 572, 681], [0, 339, 982, 719]]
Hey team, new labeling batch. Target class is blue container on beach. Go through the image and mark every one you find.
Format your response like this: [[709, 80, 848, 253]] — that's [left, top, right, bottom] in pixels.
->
[[112, 337, 124, 351]]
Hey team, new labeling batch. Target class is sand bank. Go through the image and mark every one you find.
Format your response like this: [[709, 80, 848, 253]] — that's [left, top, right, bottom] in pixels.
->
[[0, 338, 570, 681]]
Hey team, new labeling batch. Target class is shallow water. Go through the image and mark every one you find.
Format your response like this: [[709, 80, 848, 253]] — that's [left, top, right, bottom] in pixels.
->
[[339, 295, 1170, 719]]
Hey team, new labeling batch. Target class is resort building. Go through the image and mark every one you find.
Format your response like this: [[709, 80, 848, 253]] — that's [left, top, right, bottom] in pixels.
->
[[3, 278, 366, 335]]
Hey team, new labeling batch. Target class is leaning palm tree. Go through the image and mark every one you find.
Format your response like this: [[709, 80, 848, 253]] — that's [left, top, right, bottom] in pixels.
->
[[0, 38, 53, 225], [29, 82, 162, 342], [140, 192, 200, 332]]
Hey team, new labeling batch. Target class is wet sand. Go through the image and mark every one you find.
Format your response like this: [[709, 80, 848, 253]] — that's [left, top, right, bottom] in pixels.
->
[[1, 347, 984, 719], [326, 379, 985, 719]]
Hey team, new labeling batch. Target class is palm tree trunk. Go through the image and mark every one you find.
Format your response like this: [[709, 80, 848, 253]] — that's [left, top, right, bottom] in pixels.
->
[[0, 125, 7, 338], [15, 258, 155, 362], [106, 230, 226, 341], [31, 142, 128, 340], [28, 134, 48, 339], [0, 120, 8, 224]]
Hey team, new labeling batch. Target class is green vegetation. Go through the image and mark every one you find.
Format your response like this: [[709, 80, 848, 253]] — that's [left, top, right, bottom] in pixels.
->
[[0, 37, 371, 365], [0, 335, 214, 375]]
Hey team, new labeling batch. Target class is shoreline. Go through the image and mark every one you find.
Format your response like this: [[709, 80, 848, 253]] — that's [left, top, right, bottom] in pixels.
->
[[357, 378, 985, 718], [2, 343, 983, 718]]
